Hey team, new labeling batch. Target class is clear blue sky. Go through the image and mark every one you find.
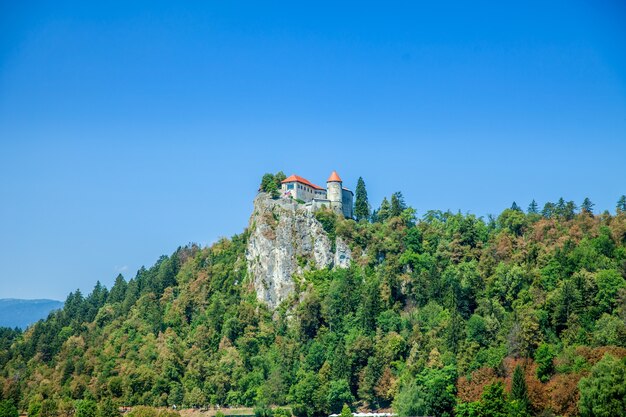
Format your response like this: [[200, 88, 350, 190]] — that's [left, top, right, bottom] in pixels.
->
[[1, 1, 625, 300]]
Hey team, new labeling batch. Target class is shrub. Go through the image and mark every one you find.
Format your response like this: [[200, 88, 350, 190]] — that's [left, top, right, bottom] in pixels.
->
[[0, 400, 18, 417], [75, 400, 98, 417], [127, 406, 157, 417]]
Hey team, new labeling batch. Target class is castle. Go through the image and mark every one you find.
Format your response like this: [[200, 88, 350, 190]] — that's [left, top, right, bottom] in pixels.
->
[[280, 171, 354, 218]]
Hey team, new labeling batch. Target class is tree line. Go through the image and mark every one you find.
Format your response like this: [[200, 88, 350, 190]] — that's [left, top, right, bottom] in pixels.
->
[[1, 181, 626, 417]]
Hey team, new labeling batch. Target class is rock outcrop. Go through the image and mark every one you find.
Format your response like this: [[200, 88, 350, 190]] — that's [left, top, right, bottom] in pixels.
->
[[246, 193, 351, 309]]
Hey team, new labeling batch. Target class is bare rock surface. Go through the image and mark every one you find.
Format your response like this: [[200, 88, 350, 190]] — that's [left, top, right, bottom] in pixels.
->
[[246, 193, 351, 309]]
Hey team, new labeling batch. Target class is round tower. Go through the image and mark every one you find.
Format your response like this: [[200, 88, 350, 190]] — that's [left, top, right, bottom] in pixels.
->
[[326, 170, 343, 214]]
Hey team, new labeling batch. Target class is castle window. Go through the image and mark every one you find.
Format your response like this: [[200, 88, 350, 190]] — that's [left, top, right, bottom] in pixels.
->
[[287, 184, 294, 190]]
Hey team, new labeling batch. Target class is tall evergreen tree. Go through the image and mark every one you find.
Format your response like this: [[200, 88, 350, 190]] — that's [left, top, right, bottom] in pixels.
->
[[581, 198, 594, 215], [527, 200, 538, 214], [354, 177, 370, 222], [377, 198, 391, 222], [511, 365, 530, 412], [511, 202, 522, 212], [555, 197, 566, 218], [617, 195, 626, 213], [390, 192, 406, 217], [542, 202, 555, 219], [564, 200, 577, 220], [107, 274, 127, 304]]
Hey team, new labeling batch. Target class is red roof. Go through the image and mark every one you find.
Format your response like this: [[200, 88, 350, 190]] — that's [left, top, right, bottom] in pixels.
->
[[281, 174, 325, 190], [327, 171, 342, 182]]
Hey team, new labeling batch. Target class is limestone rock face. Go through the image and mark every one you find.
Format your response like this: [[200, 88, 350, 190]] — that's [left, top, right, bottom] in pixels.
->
[[246, 193, 352, 309]]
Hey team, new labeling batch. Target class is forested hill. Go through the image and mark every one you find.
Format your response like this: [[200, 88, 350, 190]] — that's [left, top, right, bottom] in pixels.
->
[[1, 192, 626, 417], [0, 299, 63, 329]]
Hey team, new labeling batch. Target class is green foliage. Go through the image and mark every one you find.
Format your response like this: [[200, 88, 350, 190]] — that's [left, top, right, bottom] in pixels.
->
[[315, 209, 337, 251], [289, 371, 324, 417], [0, 401, 18, 417], [578, 354, 626, 417], [127, 407, 157, 417], [582, 197, 595, 214], [75, 400, 98, 417], [617, 195, 626, 213], [254, 405, 274, 417], [28, 400, 41, 417], [595, 269, 626, 315], [354, 177, 370, 222], [454, 401, 481, 417], [480, 382, 508, 417], [497, 209, 527, 236], [259, 172, 285, 198], [2, 192, 626, 416], [339, 404, 352, 417], [390, 192, 406, 217], [393, 365, 457, 417], [375, 197, 391, 222], [97, 399, 120, 417], [40, 399, 58, 417], [534, 343, 556, 382], [327, 380, 354, 413], [510, 365, 530, 415]]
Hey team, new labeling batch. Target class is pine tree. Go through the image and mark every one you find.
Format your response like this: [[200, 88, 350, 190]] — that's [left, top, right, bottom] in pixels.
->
[[555, 197, 566, 218], [527, 200, 538, 214], [617, 195, 626, 213], [390, 192, 406, 217], [107, 274, 127, 304], [581, 198, 594, 215], [564, 200, 577, 220], [377, 198, 391, 222], [511, 201, 522, 212], [354, 177, 370, 222], [274, 171, 287, 188], [511, 364, 530, 415], [542, 202, 554, 219]]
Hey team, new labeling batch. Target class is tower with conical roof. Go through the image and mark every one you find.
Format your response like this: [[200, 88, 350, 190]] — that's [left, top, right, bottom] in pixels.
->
[[326, 170, 344, 214]]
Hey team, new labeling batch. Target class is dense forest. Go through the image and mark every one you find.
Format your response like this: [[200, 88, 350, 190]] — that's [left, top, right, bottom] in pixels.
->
[[1, 181, 626, 417]]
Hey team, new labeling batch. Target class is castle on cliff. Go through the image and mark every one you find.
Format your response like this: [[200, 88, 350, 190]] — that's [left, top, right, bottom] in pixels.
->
[[280, 171, 354, 218]]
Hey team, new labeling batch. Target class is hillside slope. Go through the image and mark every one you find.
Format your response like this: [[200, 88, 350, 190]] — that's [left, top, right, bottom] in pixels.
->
[[0, 299, 63, 329], [1, 194, 625, 417]]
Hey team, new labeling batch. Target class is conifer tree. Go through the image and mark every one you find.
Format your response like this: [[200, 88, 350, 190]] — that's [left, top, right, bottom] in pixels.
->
[[107, 274, 127, 304], [564, 200, 577, 220], [555, 197, 566, 218], [527, 200, 538, 214], [390, 192, 406, 217], [542, 202, 554, 219], [377, 198, 391, 222], [581, 198, 594, 215], [617, 195, 626, 213], [511, 365, 530, 416], [511, 201, 522, 212], [274, 171, 287, 188], [354, 177, 370, 222]]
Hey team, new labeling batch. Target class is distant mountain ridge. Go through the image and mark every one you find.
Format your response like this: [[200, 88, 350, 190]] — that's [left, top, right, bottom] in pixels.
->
[[0, 298, 63, 329]]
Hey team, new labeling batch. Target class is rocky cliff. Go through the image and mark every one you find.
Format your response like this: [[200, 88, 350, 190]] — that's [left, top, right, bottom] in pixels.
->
[[245, 193, 351, 309]]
